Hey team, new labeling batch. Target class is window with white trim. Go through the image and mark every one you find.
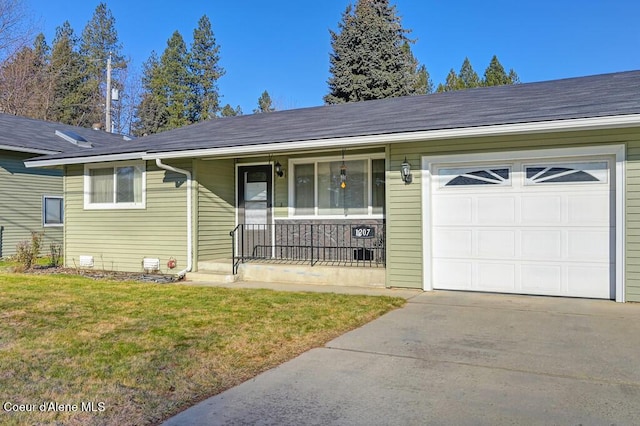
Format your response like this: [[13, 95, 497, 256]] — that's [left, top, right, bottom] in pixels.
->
[[290, 155, 385, 217], [84, 162, 145, 209], [43, 196, 64, 226]]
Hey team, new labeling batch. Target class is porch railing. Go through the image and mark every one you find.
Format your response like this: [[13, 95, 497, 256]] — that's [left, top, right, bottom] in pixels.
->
[[230, 222, 385, 274]]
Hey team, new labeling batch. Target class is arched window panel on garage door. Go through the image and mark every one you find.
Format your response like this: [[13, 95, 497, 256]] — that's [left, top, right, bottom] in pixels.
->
[[525, 161, 608, 185], [439, 166, 511, 187]]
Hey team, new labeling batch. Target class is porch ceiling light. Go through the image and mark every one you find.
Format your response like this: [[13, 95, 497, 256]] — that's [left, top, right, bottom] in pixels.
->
[[401, 157, 412, 184], [340, 161, 347, 188]]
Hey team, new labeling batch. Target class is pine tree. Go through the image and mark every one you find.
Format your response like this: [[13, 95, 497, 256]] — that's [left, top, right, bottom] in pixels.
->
[[437, 69, 460, 92], [49, 21, 91, 126], [159, 31, 191, 129], [220, 103, 242, 117], [414, 64, 434, 95], [134, 32, 192, 134], [402, 41, 433, 94], [325, 0, 421, 104], [189, 15, 224, 121], [458, 57, 480, 89], [80, 2, 126, 128], [133, 51, 166, 136], [254, 90, 275, 113], [483, 55, 519, 86]]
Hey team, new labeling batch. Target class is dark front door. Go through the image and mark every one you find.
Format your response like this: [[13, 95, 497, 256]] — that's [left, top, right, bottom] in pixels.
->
[[237, 165, 273, 258]]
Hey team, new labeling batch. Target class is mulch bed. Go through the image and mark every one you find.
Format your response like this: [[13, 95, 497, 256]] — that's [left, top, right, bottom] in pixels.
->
[[26, 266, 182, 284]]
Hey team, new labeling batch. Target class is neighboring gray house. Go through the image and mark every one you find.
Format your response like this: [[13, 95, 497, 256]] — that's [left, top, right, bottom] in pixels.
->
[[25, 70, 640, 302], [0, 114, 129, 257]]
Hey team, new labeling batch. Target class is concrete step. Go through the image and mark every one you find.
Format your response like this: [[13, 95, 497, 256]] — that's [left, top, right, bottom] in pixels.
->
[[186, 271, 238, 284], [197, 260, 234, 274], [240, 263, 386, 288], [195, 259, 386, 288]]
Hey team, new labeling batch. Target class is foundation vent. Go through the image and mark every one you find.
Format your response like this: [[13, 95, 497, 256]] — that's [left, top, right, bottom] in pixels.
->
[[79, 255, 94, 268], [143, 258, 160, 273]]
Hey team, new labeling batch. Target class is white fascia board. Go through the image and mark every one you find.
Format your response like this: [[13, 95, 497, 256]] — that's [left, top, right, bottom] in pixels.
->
[[145, 114, 640, 161], [24, 152, 148, 168], [22, 113, 640, 166], [0, 144, 58, 155]]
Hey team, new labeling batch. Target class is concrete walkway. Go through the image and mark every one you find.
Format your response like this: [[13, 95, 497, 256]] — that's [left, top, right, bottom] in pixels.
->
[[179, 279, 423, 299], [163, 291, 640, 425]]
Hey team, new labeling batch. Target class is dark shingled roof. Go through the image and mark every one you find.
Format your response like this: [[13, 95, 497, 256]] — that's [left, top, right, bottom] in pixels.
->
[[0, 113, 131, 154], [24, 70, 640, 164]]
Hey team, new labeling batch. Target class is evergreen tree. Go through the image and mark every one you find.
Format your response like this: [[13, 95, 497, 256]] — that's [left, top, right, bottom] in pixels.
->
[[49, 21, 91, 126], [325, 0, 421, 104], [254, 90, 275, 113], [437, 56, 520, 92], [159, 31, 191, 130], [189, 15, 224, 121], [134, 32, 192, 134], [221, 103, 242, 117], [133, 92, 168, 136], [458, 57, 480, 89], [437, 69, 460, 92], [80, 2, 126, 128], [414, 64, 434, 95], [483, 55, 519, 86], [402, 41, 433, 94], [132, 51, 168, 136], [32, 33, 54, 119]]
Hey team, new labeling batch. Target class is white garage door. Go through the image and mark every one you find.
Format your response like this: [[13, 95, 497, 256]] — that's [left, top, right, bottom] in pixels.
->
[[430, 157, 614, 299]]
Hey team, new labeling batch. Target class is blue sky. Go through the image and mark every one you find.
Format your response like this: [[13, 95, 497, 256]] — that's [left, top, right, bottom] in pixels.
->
[[26, 0, 640, 114]]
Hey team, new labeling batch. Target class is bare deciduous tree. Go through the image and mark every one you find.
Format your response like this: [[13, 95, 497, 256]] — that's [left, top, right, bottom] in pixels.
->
[[0, 0, 37, 61]]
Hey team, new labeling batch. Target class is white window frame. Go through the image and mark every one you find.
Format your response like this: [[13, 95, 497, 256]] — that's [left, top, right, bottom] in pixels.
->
[[83, 161, 146, 210], [288, 153, 385, 219], [43, 195, 64, 227]]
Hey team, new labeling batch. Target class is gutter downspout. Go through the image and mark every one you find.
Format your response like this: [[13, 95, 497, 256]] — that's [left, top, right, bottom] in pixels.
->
[[155, 159, 192, 278]]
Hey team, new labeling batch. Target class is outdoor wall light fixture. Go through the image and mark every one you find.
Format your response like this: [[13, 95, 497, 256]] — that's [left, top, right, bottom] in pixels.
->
[[274, 161, 284, 177], [340, 149, 347, 188], [401, 157, 412, 184]]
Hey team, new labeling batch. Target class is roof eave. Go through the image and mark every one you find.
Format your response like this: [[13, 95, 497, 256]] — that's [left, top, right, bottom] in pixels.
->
[[24, 114, 640, 167], [144, 114, 640, 161], [24, 152, 148, 168], [0, 144, 59, 155]]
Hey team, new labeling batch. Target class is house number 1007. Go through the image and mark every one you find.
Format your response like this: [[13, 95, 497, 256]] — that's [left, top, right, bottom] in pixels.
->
[[352, 226, 375, 239]]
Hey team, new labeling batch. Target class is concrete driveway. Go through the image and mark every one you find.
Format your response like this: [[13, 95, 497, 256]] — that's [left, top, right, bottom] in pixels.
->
[[163, 291, 640, 425]]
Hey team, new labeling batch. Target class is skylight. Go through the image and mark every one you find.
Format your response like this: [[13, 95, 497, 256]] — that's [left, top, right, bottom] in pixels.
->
[[55, 130, 93, 148]]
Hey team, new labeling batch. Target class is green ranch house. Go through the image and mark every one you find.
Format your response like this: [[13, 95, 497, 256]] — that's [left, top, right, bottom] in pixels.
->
[[25, 70, 640, 302]]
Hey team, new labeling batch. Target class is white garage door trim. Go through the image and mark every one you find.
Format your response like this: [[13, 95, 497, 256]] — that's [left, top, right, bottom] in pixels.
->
[[421, 144, 626, 302]]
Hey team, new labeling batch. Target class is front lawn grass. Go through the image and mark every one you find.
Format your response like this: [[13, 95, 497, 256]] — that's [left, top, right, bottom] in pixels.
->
[[0, 273, 405, 425]]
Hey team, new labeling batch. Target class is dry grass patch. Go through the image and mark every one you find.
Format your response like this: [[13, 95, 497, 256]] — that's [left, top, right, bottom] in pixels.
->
[[0, 273, 404, 425]]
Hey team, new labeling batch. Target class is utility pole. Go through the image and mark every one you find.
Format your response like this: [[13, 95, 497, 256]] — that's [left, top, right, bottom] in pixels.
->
[[105, 52, 112, 133]]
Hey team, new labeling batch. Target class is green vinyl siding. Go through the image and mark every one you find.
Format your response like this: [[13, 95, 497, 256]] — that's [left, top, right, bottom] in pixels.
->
[[64, 160, 191, 273], [624, 134, 640, 302], [386, 128, 640, 300], [0, 150, 63, 257], [196, 159, 235, 261]]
